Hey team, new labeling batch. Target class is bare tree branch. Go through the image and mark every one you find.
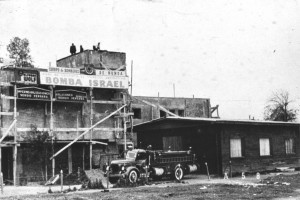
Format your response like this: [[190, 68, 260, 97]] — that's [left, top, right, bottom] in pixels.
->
[[264, 90, 298, 122]]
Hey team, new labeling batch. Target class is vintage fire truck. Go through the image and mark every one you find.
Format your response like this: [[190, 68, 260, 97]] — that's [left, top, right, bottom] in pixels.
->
[[104, 148, 199, 183]]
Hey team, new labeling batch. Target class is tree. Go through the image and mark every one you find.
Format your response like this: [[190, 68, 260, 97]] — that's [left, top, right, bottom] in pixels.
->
[[264, 90, 298, 122], [22, 124, 52, 181], [7, 37, 33, 68]]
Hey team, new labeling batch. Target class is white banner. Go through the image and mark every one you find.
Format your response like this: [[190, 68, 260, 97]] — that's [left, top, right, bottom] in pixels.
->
[[40, 72, 129, 89]]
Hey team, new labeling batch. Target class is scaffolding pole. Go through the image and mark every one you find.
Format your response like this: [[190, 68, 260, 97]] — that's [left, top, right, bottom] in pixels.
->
[[50, 86, 55, 176], [50, 104, 126, 160], [89, 89, 93, 170], [123, 94, 127, 158], [13, 83, 17, 186]]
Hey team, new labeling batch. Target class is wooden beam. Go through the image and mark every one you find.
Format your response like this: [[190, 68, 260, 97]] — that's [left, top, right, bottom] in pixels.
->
[[0, 95, 15, 100], [0, 143, 20, 147], [0, 112, 16, 116], [1, 127, 124, 132], [91, 141, 108, 145], [1, 95, 122, 104], [114, 112, 134, 118], [50, 104, 126, 160], [0, 119, 17, 143], [87, 100, 122, 104], [0, 82, 12, 87]]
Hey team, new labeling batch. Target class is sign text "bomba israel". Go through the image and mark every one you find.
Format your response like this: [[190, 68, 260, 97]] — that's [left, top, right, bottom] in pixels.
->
[[40, 72, 129, 89]]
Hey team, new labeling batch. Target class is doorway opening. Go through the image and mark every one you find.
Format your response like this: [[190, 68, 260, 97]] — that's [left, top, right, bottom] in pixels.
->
[[2, 147, 13, 184]]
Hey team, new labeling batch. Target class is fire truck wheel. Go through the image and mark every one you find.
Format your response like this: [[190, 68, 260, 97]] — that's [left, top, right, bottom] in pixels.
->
[[174, 167, 184, 181], [128, 170, 138, 183]]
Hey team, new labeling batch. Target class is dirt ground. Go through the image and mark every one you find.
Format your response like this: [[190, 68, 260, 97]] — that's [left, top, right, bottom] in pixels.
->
[[0, 172, 300, 200]]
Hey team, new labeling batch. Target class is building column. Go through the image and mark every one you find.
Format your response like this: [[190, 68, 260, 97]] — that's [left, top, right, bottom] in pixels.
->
[[68, 147, 72, 174], [89, 89, 93, 170]]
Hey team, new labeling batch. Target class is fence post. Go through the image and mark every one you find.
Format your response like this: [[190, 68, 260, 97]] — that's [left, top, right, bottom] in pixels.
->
[[229, 161, 232, 178], [60, 170, 63, 192], [205, 162, 210, 180], [77, 167, 80, 179], [104, 165, 109, 192]]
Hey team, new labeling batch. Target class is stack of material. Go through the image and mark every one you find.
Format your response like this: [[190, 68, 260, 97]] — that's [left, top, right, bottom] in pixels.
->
[[275, 167, 295, 172], [84, 169, 113, 189]]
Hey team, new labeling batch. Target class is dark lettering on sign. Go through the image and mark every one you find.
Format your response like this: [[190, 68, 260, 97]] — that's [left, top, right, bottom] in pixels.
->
[[17, 87, 50, 100], [55, 90, 87, 102]]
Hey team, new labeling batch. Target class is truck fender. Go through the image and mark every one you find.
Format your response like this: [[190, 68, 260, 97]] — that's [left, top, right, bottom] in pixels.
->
[[174, 164, 182, 170], [124, 166, 140, 176], [174, 164, 186, 174]]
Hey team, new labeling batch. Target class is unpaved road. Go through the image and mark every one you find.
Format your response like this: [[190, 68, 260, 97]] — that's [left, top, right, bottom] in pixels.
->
[[0, 173, 299, 200]]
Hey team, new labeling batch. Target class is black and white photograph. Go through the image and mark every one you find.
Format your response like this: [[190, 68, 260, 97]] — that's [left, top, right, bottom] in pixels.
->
[[0, 0, 300, 199]]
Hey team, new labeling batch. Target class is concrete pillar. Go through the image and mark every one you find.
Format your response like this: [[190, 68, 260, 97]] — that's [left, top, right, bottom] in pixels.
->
[[68, 147, 72, 174]]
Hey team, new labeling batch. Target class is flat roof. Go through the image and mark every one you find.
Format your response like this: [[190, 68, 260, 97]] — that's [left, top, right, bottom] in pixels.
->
[[133, 116, 300, 131], [57, 49, 126, 62]]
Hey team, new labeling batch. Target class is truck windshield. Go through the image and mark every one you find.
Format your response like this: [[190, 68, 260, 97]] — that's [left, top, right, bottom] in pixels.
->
[[126, 151, 136, 159]]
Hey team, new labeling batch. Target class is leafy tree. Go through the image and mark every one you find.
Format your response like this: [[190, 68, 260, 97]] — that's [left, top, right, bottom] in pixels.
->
[[22, 124, 52, 181], [7, 37, 33, 68], [264, 90, 297, 122]]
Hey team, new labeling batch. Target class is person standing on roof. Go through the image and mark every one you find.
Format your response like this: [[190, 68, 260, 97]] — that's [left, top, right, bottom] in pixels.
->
[[70, 43, 76, 55], [80, 45, 84, 52], [96, 42, 100, 50]]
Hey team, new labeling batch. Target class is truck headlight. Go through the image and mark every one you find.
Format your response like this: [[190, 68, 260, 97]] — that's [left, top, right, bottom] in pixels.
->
[[106, 166, 110, 171], [121, 166, 125, 171]]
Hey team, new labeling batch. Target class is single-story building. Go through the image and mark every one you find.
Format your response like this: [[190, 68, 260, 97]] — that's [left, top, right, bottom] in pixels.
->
[[133, 117, 300, 175]]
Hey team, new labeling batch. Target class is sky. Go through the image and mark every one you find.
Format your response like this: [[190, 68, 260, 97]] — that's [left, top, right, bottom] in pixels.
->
[[0, 0, 300, 120]]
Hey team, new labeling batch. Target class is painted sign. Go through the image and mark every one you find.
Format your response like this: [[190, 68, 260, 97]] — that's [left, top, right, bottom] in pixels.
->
[[15, 70, 38, 85], [39, 72, 129, 89], [48, 67, 80, 74], [95, 70, 126, 77], [55, 90, 87, 102], [17, 87, 50, 100]]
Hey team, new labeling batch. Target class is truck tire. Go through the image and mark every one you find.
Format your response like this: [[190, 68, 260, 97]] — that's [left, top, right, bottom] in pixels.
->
[[174, 167, 184, 181], [127, 170, 138, 183]]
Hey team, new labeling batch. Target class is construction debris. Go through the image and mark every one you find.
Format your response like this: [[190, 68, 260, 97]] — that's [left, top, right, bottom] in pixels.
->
[[275, 167, 295, 172], [84, 169, 113, 189]]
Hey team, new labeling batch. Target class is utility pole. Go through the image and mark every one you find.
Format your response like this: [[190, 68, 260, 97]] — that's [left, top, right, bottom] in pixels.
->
[[123, 94, 127, 158]]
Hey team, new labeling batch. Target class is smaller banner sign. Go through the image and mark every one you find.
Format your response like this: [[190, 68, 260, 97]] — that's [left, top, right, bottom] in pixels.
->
[[95, 70, 126, 77], [17, 87, 50, 100], [15, 70, 38, 85], [48, 67, 80, 74], [55, 90, 87, 102]]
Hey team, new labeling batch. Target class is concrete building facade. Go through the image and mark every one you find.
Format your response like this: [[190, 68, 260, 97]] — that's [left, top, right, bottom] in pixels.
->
[[0, 50, 132, 185], [131, 96, 211, 125]]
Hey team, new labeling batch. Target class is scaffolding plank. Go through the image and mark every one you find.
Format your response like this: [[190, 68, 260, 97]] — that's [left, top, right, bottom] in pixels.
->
[[0, 112, 14, 116]]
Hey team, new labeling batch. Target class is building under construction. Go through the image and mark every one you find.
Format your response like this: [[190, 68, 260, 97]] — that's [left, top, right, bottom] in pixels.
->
[[0, 49, 132, 185]]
